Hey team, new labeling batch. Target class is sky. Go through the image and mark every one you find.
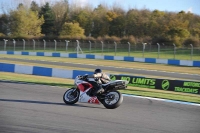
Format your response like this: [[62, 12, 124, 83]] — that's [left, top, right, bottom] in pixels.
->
[[0, 0, 200, 15], [71, 0, 200, 15]]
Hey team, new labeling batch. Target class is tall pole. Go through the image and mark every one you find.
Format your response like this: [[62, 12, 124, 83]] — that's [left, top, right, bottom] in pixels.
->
[[89, 41, 91, 53], [114, 41, 117, 56], [33, 39, 35, 51], [22, 39, 25, 51], [173, 43, 176, 59], [128, 42, 130, 56], [190, 44, 193, 60], [3, 39, 7, 51], [43, 39, 46, 51], [54, 40, 57, 51], [13, 39, 16, 51], [157, 43, 160, 58], [142, 43, 146, 58], [76, 40, 79, 54], [65, 40, 69, 52], [76, 40, 83, 54], [101, 41, 104, 55]]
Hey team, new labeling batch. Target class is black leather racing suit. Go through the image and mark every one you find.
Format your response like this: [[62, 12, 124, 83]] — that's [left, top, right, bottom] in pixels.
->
[[87, 72, 110, 95]]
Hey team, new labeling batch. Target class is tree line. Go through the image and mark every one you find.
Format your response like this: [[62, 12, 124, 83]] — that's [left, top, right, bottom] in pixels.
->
[[0, 0, 200, 47]]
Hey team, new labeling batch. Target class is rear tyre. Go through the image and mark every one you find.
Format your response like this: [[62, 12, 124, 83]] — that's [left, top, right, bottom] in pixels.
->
[[63, 88, 80, 105], [102, 90, 123, 109]]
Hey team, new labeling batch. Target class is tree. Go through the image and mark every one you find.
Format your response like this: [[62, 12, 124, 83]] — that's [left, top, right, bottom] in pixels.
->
[[106, 11, 118, 22], [72, 10, 93, 36], [51, 0, 69, 35], [108, 13, 126, 37], [147, 10, 166, 37], [0, 33, 5, 37], [91, 4, 109, 37], [30, 1, 40, 12], [59, 22, 85, 37], [40, 2, 55, 36], [0, 14, 9, 35], [126, 9, 140, 37], [9, 4, 44, 37], [164, 14, 190, 46]]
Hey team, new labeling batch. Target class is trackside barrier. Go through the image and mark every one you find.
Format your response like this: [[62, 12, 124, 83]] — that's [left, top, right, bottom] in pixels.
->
[[110, 75, 200, 95], [0, 62, 200, 95], [0, 51, 200, 67], [0, 62, 93, 79]]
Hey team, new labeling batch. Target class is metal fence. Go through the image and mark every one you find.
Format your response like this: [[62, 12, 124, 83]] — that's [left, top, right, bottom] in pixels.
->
[[0, 39, 200, 60]]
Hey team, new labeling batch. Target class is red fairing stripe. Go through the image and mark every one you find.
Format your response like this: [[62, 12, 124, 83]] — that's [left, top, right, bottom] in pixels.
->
[[78, 83, 93, 92], [78, 84, 85, 92]]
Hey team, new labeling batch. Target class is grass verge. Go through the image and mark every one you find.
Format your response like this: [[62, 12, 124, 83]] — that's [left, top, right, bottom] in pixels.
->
[[1, 72, 200, 104], [0, 54, 200, 75]]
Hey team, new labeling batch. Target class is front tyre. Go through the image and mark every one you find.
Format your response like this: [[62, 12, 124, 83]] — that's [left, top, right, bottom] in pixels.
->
[[102, 90, 123, 109], [63, 88, 80, 105]]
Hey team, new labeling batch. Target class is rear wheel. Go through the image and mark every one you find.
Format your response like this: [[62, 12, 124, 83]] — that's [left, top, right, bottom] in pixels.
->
[[63, 88, 80, 105], [102, 90, 123, 109]]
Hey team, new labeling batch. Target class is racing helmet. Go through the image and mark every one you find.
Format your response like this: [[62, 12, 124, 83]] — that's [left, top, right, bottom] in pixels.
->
[[94, 68, 102, 74]]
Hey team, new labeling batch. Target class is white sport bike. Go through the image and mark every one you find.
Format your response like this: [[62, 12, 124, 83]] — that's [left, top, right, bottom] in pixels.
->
[[63, 75, 128, 109]]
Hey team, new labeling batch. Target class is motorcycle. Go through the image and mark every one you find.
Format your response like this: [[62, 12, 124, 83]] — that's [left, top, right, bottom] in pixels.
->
[[63, 75, 128, 109]]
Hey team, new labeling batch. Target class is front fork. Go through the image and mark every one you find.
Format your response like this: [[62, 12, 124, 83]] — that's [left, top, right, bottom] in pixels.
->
[[71, 88, 78, 96]]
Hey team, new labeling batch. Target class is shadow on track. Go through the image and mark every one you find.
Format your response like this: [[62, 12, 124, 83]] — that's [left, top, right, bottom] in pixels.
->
[[0, 98, 105, 109]]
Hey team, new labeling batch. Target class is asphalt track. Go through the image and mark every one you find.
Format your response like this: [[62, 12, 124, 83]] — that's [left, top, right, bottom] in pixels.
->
[[0, 81, 200, 133], [0, 57, 200, 80]]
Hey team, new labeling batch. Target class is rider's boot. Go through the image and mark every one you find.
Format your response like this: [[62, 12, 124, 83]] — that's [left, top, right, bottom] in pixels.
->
[[96, 88, 104, 94]]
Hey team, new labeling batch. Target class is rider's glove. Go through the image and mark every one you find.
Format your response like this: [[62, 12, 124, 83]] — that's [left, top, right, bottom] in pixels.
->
[[82, 75, 88, 80]]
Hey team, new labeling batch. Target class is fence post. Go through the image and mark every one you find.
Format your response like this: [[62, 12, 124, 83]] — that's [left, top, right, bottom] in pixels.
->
[[114, 41, 117, 56], [13, 39, 16, 51], [22, 39, 25, 51], [3, 39, 7, 51], [157, 43, 160, 58], [33, 39, 35, 51], [89, 41, 91, 53], [76, 40, 83, 54], [43, 39, 46, 51], [76, 40, 79, 54], [142, 43, 147, 58], [173, 43, 176, 59], [190, 44, 193, 60], [65, 40, 69, 52], [128, 42, 130, 56], [101, 41, 104, 55], [54, 40, 57, 51], [162, 43, 165, 50]]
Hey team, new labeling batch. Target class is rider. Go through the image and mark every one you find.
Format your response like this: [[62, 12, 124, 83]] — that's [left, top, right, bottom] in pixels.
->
[[83, 68, 110, 96]]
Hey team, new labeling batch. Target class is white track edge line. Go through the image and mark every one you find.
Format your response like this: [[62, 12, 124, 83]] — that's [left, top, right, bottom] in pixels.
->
[[123, 94, 200, 107]]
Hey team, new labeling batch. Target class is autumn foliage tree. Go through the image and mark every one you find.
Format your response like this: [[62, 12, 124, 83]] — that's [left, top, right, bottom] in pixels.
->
[[59, 22, 85, 38], [9, 4, 44, 38]]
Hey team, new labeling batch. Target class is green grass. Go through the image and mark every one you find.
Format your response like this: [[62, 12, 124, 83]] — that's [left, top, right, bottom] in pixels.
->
[[1, 54, 200, 76], [1, 46, 200, 60]]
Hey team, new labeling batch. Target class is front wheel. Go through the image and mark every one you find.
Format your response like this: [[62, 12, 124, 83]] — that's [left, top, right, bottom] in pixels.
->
[[63, 88, 80, 105], [102, 90, 123, 109]]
